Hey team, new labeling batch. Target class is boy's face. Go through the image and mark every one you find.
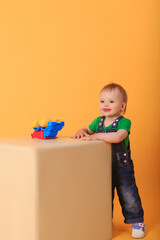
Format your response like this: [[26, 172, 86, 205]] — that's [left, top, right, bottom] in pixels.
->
[[99, 89, 126, 118]]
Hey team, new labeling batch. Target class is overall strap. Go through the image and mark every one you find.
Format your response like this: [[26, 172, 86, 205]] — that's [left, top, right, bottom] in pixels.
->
[[96, 116, 105, 133], [111, 116, 124, 131]]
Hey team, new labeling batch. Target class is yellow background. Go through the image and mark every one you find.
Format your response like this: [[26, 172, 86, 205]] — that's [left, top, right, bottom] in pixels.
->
[[0, 0, 160, 238]]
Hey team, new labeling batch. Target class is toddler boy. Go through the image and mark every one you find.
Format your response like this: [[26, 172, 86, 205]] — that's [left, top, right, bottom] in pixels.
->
[[72, 83, 145, 238]]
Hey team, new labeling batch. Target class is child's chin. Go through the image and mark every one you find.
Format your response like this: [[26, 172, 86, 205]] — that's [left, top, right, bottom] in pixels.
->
[[104, 112, 112, 116]]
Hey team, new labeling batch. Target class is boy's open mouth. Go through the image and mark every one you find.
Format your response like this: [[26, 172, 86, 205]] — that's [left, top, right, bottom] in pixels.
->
[[103, 108, 111, 112]]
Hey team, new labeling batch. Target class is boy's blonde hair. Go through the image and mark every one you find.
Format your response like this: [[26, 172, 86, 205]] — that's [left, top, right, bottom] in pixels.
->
[[101, 83, 128, 114]]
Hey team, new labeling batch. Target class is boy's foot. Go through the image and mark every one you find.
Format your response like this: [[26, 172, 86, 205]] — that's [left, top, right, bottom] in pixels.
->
[[132, 223, 145, 238]]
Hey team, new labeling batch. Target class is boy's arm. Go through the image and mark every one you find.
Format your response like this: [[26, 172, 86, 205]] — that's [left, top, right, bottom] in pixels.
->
[[71, 127, 94, 139], [81, 129, 128, 143]]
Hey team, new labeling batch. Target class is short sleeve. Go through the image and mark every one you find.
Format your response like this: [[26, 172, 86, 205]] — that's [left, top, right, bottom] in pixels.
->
[[88, 116, 101, 132], [117, 118, 131, 133]]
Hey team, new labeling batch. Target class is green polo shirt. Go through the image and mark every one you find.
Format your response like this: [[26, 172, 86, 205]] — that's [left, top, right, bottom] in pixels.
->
[[88, 116, 131, 150]]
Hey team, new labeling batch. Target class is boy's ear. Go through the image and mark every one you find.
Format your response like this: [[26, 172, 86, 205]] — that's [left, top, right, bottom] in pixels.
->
[[121, 102, 126, 111]]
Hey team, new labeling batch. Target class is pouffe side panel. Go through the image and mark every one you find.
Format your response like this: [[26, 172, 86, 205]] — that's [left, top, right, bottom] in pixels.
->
[[37, 142, 112, 240], [0, 145, 37, 240]]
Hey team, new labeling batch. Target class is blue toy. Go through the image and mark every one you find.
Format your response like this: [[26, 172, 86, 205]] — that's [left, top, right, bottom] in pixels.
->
[[31, 120, 64, 139]]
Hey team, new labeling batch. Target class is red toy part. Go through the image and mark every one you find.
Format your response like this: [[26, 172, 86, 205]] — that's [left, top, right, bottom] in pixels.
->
[[31, 130, 57, 139]]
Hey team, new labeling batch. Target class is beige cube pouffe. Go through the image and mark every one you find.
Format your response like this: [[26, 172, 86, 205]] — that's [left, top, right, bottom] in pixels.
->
[[0, 137, 112, 240]]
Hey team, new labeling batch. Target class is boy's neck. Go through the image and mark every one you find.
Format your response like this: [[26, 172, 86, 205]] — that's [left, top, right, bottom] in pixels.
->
[[104, 114, 122, 122], [104, 115, 122, 127]]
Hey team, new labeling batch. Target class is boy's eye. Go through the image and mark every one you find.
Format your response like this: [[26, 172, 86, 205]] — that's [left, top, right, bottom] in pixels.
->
[[110, 101, 114, 103], [100, 100, 104, 103]]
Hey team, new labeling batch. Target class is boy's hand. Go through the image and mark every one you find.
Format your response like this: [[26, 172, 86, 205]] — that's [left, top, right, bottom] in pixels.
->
[[71, 129, 89, 139], [81, 133, 98, 141]]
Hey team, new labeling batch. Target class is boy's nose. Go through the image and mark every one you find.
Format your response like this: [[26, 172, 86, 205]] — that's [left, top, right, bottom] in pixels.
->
[[104, 103, 109, 107]]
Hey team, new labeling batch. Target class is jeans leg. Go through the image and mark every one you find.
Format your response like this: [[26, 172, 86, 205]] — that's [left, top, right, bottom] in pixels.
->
[[116, 161, 144, 224]]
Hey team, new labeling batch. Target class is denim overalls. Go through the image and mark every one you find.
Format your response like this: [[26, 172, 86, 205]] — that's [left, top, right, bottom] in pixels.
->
[[96, 116, 144, 224]]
